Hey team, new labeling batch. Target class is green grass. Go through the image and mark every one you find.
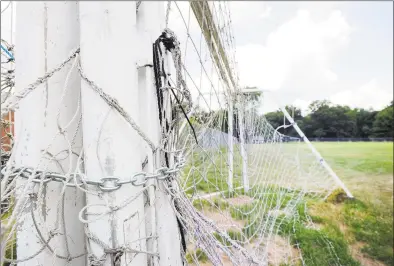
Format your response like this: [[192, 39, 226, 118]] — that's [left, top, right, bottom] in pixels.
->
[[279, 215, 360, 266], [310, 142, 393, 265], [306, 196, 393, 266], [1, 201, 16, 266], [192, 197, 229, 211], [182, 147, 242, 195], [343, 199, 393, 265], [230, 203, 256, 220], [315, 142, 393, 206], [314, 142, 393, 175], [183, 142, 393, 265], [214, 229, 244, 246], [185, 248, 208, 264]]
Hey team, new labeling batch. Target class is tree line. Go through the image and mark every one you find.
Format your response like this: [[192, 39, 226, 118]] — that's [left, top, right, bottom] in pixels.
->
[[265, 100, 393, 138], [190, 98, 393, 140]]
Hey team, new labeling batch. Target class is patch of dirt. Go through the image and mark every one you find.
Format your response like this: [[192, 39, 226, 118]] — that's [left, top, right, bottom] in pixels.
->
[[350, 242, 386, 266], [254, 235, 301, 266], [339, 222, 349, 233], [202, 209, 245, 231], [188, 234, 301, 266], [186, 208, 246, 266], [225, 195, 254, 206], [199, 254, 232, 266]]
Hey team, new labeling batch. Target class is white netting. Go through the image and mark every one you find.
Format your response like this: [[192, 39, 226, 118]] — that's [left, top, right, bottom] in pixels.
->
[[1, 2, 351, 266], [167, 2, 350, 265]]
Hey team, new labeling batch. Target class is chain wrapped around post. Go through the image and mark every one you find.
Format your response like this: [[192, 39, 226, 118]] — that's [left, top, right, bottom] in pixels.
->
[[0, 157, 186, 192]]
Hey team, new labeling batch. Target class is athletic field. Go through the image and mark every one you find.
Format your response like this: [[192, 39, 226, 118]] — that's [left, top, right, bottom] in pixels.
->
[[311, 141, 393, 266], [315, 142, 393, 207]]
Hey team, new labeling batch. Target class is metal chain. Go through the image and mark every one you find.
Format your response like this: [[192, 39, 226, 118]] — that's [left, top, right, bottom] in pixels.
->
[[1, 158, 186, 192]]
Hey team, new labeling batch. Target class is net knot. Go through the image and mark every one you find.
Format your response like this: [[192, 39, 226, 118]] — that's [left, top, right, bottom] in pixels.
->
[[159, 28, 178, 51], [49, 229, 59, 237], [113, 248, 124, 266], [28, 192, 37, 201], [103, 247, 124, 266], [110, 205, 120, 212], [88, 254, 106, 266]]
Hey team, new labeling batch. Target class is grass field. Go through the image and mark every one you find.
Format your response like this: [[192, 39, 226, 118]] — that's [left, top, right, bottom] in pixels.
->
[[184, 141, 393, 266], [306, 142, 393, 266], [315, 142, 393, 207]]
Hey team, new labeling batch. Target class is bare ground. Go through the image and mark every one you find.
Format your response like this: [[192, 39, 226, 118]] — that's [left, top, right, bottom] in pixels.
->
[[225, 195, 254, 206], [202, 209, 245, 232], [197, 235, 301, 266], [350, 242, 386, 266], [188, 196, 300, 265]]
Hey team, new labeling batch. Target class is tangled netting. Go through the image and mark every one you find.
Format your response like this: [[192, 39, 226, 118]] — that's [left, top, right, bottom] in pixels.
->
[[1, 2, 352, 266]]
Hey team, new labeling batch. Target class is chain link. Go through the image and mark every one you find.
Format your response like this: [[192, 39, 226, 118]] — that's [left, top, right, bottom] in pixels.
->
[[1, 158, 186, 192]]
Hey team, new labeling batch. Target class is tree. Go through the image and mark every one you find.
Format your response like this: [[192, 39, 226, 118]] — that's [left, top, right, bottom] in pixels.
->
[[304, 101, 355, 138], [372, 103, 393, 137], [353, 108, 378, 138], [265, 110, 284, 133], [308, 100, 332, 113], [192, 98, 393, 140]]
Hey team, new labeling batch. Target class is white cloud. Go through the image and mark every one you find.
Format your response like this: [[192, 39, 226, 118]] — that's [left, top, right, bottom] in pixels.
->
[[230, 2, 273, 24], [260, 6, 272, 19], [297, 1, 344, 19], [329, 79, 393, 110], [260, 78, 392, 115], [292, 98, 312, 115], [236, 9, 352, 94]]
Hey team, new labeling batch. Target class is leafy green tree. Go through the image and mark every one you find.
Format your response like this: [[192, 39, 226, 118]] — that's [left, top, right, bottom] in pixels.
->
[[353, 108, 378, 138], [372, 103, 393, 137], [192, 98, 393, 140], [305, 101, 356, 138], [308, 100, 332, 113]]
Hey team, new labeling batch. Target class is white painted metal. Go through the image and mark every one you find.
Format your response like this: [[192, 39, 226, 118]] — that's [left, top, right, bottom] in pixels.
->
[[240, 88, 263, 94], [79, 2, 147, 265], [14, 2, 85, 265], [227, 96, 234, 191], [237, 96, 249, 192], [136, 2, 182, 266]]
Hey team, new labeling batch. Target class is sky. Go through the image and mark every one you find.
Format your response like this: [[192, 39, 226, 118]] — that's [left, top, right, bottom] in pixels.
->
[[2, 1, 393, 115], [229, 1, 393, 114]]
